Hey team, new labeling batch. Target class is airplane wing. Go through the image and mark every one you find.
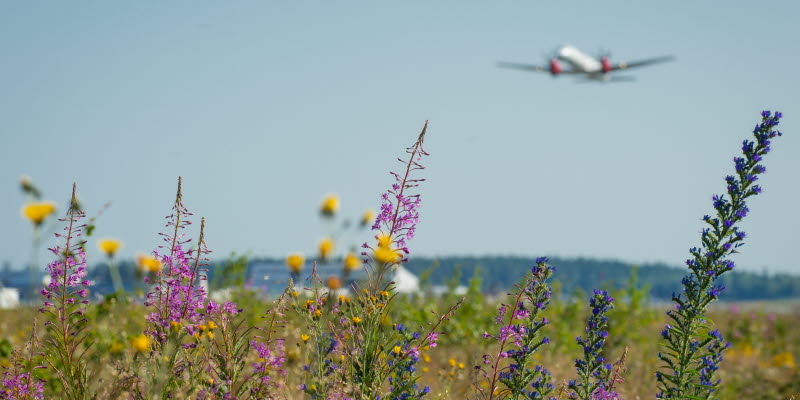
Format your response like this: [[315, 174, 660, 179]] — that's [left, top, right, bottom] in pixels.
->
[[612, 56, 675, 71], [496, 61, 582, 74]]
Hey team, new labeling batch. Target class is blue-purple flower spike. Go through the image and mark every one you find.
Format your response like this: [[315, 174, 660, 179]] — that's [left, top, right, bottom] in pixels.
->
[[656, 111, 783, 400], [569, 290, 615, 400]]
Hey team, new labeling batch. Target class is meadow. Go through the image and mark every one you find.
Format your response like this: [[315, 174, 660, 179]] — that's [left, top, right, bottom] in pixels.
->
[[1, 112, 797, 399]]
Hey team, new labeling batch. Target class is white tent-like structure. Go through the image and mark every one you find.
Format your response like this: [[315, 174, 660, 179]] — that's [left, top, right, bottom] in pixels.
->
[[390, 265, 420, 293]]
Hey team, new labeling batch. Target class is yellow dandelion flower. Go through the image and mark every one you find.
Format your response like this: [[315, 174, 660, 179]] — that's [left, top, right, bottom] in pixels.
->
[[376, 233, 392, 248], [326, 276, 342, 290], [374, 246, 401, 264], [131, 335, 151, 352], [21, 201, 56, 226], [320, 194, 340, 217], [352, 316, 362, 324], [137, 254, 162, 273], [318, 237, 334, 260], [301, 334, 310, 343], [393, 346, 402, 355], [360, 209, 376, 227], [458, 362, 465, 369], [97, 238, 122, 257], [772, 352, 796, 368], [286, 253, 305, 273], [343, 252, 361, 271], [449, 358, 456, 367]]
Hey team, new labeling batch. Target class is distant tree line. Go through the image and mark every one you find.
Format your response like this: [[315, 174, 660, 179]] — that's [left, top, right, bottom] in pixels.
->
[[402, 256, 800, 301]]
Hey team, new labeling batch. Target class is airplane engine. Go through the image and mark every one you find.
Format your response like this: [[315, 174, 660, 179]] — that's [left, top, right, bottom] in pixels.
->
[[549, 58, 562, 75], [601, 56, 613, 73]]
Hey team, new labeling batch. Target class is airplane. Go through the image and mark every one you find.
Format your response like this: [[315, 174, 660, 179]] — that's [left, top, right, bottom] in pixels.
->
[[498, 44, 675, 82]]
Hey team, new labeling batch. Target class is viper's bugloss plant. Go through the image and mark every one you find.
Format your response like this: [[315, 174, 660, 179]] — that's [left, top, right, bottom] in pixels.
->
[[38, 183, 92, 400], [478, 257, 556, 400], [569, 290, 616, 400], [656, 111, 784, 399]]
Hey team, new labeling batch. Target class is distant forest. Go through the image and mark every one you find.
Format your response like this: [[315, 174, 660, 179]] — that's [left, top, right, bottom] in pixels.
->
[[402, 256, 800, 301], [2, 256, 797, 301]]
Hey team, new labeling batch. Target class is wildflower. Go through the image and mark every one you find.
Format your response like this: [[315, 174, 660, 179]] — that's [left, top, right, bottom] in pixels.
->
[[20, 201, 56, 226], [657, 111, 784, 400], [569, 290, 615, 399], [207, 320, 217, 330], [318, 237, 334, 261], [301, 334, 311, 343], [374, 246, 401, 264], [286, 253, 305, 273], [393, 346, 402, 355], [137, 253, 163, 273], [320, 194, 339, 217], [97, 238, 122, 256], [352, 316, 362, 324], [326, 276, 342, 290], [343, 252, 361, 271], [132, 334, 151, 352], [360, 209, 376, 227]]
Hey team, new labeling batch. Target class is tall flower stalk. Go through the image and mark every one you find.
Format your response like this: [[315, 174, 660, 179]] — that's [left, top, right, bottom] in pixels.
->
[[362, 121, 428, 290], [478, 257, 556, 400], [38, 183, 92, 400], [656, 111, 784, 399], [569, 290, 615, 400]]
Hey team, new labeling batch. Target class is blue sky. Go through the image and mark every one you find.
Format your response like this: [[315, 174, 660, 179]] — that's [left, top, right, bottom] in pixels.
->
[[1, 1, 798, 273]]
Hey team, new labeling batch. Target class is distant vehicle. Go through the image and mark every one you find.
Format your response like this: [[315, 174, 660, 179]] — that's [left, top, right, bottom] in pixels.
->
[[498, 44, 675, 82]]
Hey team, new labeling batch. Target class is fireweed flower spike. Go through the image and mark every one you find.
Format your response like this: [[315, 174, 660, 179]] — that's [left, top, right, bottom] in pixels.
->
[[479, 257, 557, 400], [39, 183, 92, 400], [656, 111, 783, 399], [569, 290, 616, 400], [362, 121, 429, 289], [144, 177, 208, 344]]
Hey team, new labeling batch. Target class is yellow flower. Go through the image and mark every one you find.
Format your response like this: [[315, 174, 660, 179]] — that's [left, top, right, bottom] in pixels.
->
[[292, 291, 299, 297], [393, 346, 402, 355], [458, 362, 465, 369], [423, 354, 430, 363], [326, 276, 342, 290], [360, 209, 375, 227], [208, 378, 214, 385], [301, 334, 310, 343], [207, 321, 217, 330], [318, 237, 334, 260], [449, 358, 456, 367], [376, 233, 392, 248], [131, 335, 151, 352], [343, 252, 361, 271], [170, 321, 183, 332], [97, 238, 122, 257], [21, 201, 56, 226], [286, 253, 305, 273], [374, 246, 400, 264], [772, 352, 796, 369], [137, 254, 162, 273], [320, 194, 339, 217], [352, 316, 362, 325], [207, 331, 214, 339], [314, 309, 322, 318], [379, 290, 390, 297]]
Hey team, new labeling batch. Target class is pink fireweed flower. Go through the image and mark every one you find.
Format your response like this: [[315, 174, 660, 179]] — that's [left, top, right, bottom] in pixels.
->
[[363, 122, 429, 286], [143, 178, 210, 343]]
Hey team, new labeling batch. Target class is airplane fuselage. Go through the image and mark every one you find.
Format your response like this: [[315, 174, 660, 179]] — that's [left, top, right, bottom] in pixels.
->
[[556, 45, 610, 81]]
